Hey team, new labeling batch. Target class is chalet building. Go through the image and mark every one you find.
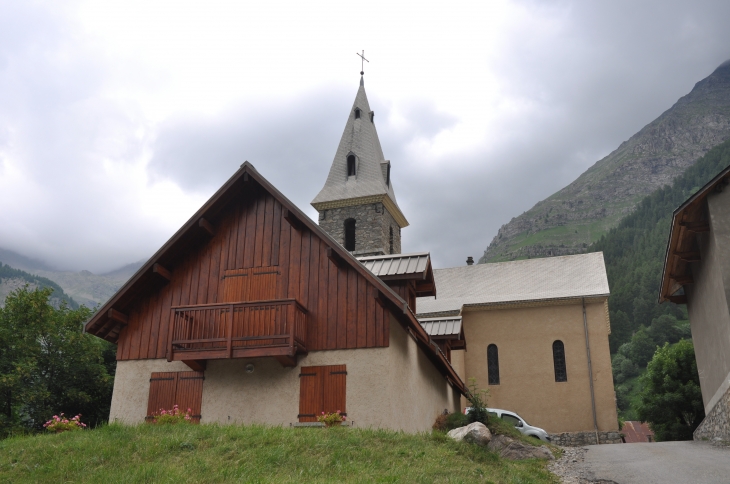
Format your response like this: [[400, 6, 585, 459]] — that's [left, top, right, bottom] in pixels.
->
[[416, 253, 621, 444], [85, 77, 465, 432], [660, 163, 730, 442]]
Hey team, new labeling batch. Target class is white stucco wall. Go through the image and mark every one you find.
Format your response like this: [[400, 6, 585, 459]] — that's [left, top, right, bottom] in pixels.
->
[[109, 316, 459, 432]]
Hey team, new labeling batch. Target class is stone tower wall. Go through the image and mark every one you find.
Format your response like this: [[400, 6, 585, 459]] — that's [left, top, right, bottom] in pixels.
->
[[318, 202, 401, 256]]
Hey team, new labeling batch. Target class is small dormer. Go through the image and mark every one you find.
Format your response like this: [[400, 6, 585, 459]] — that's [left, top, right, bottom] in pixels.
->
[[380, 161, 391, 187], [354, 108, 361, 120], [347, 154, 357, 177], [369, 111, 374, 123]]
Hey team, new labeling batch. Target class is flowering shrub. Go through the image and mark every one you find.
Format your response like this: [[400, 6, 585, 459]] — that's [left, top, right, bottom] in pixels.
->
[[150, 405, 194, 425], [43, 413, 86, 433], [317, 410, 345, 427]]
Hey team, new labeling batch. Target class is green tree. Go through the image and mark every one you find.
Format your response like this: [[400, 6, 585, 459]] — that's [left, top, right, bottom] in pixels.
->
[[637, 339, 704, 441], [628, 328, 657, 367], [0, 286, 115, 435]]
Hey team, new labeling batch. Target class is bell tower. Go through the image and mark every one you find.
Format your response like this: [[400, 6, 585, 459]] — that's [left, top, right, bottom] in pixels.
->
[[311, 76, 408, 256]]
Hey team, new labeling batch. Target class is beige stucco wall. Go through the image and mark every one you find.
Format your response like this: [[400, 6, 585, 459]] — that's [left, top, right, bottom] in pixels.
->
[[687, 187, 730, 414], [461, 299, 617, 433], [109, 315, 459, 432]]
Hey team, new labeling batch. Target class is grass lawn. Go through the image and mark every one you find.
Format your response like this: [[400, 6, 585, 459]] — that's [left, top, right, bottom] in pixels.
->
[[0, 423, 559, 483]]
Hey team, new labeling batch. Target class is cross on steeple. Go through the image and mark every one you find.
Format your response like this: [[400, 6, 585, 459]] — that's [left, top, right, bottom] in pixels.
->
[[357, 50, 369, 75]]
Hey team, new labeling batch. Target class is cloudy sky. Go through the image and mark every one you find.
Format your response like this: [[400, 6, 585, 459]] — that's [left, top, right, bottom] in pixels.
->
[[0, 0, 729, 273]]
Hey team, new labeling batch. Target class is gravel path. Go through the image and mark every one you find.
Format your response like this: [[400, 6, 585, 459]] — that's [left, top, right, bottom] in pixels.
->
[[549, 441, 730, 484], [548, 446, 617, 484]]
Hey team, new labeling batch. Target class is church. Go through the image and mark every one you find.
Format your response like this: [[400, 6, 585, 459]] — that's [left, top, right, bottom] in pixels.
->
[[86, 74, 618, 440]]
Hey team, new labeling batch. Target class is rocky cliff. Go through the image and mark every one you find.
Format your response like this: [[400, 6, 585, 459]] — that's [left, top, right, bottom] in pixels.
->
[[481, 60, 730, 263]]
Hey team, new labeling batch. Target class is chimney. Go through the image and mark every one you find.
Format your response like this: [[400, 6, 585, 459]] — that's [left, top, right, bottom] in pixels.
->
[[466, 256, 474, 266]]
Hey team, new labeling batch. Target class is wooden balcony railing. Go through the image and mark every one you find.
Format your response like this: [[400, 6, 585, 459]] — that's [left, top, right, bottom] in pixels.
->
[[167, 299, 307, 363]]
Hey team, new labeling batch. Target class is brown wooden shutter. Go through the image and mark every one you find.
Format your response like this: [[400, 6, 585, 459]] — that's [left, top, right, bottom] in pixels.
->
[[146, 371, 205, 423], [324, 365, 347, 416], [221, 267, 279, 302], [298, 367, 323, 422], [298, 365, 346, 422]]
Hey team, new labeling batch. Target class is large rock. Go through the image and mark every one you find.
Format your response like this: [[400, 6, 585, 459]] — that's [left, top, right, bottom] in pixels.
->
[[447, 422, 492, 446], [487, 434, 555, 460]]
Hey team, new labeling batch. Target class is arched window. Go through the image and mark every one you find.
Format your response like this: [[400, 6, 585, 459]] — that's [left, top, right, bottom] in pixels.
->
[[354, 108, 361, 119], [389, 227, 394, 254], [553, 340, 567, 382], [487, 344, 500, 385], [347, 155, 356, 177], [344, 218, 356, 251]]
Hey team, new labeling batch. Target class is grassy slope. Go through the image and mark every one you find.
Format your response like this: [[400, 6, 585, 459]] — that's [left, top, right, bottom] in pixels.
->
[[0, 424, 558, 484]]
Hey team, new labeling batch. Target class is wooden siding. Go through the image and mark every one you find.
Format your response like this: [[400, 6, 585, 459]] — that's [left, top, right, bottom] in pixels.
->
[[146, 371, 204, 423], [298, 365, 347, 422], [117, 185, 389, 360]]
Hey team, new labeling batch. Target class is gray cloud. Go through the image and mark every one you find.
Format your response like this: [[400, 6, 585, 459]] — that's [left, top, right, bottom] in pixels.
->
[[1, 0, 730, 273]]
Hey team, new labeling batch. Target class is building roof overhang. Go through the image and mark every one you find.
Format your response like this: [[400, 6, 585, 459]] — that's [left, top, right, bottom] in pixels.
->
[[84, 162, 465, 395], [659, 163, 730, 303], [358, 252, 436, 297]]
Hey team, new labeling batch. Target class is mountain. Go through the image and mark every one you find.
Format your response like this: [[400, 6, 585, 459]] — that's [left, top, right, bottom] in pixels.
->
[[481, 60, 730, 263], [0, 247, 144, 307], [0, 262, 78, 308]]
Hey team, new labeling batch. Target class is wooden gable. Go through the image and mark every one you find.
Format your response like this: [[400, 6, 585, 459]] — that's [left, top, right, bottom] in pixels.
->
[[84, 163, 465, 393], [112, 181, 389, 361]]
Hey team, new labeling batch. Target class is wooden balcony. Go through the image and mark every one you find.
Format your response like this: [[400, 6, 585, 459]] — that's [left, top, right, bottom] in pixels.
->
[[167, 299, 307, 367]]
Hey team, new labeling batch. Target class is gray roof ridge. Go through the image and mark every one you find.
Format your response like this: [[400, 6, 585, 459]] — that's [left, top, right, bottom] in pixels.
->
[[357, 251, 430, 261]]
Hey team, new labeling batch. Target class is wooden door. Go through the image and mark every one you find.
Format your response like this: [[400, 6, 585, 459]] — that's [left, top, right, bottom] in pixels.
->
[[298, 365, 347, 422], [221, 267, 280, 302], [146, 371, 205, 423]]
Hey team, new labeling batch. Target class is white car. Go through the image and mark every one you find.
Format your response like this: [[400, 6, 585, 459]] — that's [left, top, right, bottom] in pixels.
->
[[464, 407, 551, 442]]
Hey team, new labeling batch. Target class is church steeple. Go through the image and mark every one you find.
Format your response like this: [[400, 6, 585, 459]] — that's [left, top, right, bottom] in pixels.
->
[[312, 78, 408, 256]]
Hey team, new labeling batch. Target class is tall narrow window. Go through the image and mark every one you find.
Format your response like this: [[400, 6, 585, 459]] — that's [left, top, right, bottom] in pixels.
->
[[344, 218, 356, 251], [389, 227, 394, 254], [553, 340, 567, 382], [354, 108, 361, 119], [487, 344, 500, 385], [386, 163, 391, 187], [347, 155, 356, 177]]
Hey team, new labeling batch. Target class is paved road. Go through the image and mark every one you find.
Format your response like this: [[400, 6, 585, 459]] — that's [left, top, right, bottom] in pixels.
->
[[576, 440, 730, 484]]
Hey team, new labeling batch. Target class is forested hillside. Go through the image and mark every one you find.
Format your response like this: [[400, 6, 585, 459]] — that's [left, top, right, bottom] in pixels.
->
[[589, 137, 730, 418], [592, 137, 730, 350], [0, 262, 78, 309]]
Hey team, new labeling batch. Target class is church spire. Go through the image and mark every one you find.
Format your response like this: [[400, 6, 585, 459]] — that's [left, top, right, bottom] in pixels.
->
[[312, 78, 408, 256]]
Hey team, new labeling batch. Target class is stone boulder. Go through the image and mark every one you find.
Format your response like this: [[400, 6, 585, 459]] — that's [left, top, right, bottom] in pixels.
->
[[487, 434, 555, 460], [447, 422, 492, 446]]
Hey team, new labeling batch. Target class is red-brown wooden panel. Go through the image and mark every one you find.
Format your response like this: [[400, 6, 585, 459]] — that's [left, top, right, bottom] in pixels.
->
[[298, 365, 346, 422], [146, 371, 204, 423], [261, 195, 274, 266], [323, 365, 347, 416], [298, 366, 322, 422], [356, 274, 367, 348], [176, 371, 205, 423], [336, 268, 348, 349], [326, 262, 338, 350], [346, 269, 357, 349], [146, 372, 178, 417]]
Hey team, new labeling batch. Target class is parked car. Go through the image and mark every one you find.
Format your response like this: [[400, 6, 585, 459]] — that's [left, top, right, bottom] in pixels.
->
[[464, 407, 551, 442]]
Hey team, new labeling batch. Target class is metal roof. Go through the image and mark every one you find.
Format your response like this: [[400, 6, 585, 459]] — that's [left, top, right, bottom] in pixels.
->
[[417, 252, 610, 316], [419, 317, 462, 337], [358, 252, 430, 277]]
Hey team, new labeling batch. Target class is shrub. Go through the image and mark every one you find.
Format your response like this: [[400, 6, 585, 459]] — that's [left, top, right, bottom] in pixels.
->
[[149, 405, 193, 425], [43, 413, 86, 433], [465, 378, 490, 426], [317, 411, 345, 427]]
